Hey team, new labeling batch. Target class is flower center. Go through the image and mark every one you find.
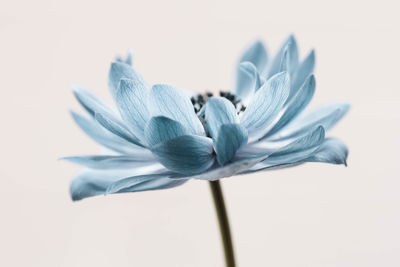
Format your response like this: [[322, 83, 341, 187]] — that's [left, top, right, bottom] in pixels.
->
[[190, 91, 246, 115]]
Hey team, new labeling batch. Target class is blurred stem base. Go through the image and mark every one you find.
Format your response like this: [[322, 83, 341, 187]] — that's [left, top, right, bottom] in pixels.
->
[[209, 180, 236, 267]]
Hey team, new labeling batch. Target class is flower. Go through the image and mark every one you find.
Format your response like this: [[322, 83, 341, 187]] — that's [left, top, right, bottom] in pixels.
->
[[64, 35, 349, 201]]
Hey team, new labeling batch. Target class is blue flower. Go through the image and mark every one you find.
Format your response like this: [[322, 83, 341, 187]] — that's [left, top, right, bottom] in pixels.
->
[[64, 35, 349, 201]]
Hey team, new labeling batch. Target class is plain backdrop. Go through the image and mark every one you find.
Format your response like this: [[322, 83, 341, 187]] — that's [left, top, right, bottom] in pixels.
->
[[1, 0, 399, 266]]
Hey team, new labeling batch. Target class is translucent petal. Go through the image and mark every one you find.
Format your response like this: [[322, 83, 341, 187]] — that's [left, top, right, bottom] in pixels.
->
[[70, 111, 139, 154], [70, 168, 174, 201], [106, 173, 187, 194], [234, 62, 262, 102], [265, 75, 316, 138], [238, 40, 268, 74], [108, 61, 150, 99], [95, 112, 143, 147], [267, 35, 298, 78], [149, 84, 205, 136], [273, 102, 350, 139], [240, 72, 290, 142], [61, 154, 156, 169], [116, 78, 150, 142]]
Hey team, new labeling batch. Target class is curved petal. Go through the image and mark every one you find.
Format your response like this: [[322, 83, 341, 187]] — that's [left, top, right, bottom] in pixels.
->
[[70, 111, 139, 154], [149, 84, 205, 136], [70, 168, 174, 201], [273, 102, 350, 139], [72, 85, 116, 118], [205, 97, 239, 137], [292, 50, 315, 96], [61, 154, 157, 169], [267, 35, 298, 78], [214, 124, 248, 165], [205, 98, 248, 165], [306, 138, 348, 166], [240, 126, 326, 174], [240, 72, 290, 142], [95, 112, 143, 147], [115, 49, 133, 66], [106, 173, 187, 194], [265, 74, 316, 137], [150, 135, 214, 175], [116, 78, 150, 142], [238, 40, 268, 74], [234, 62, 262, 102], [108, 62, 150, 99], [170, 125, 325, 181], [144, 116, 187, 147]]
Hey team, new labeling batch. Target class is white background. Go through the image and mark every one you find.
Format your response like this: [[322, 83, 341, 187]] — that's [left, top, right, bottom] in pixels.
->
[[1, 0, 399, 266]]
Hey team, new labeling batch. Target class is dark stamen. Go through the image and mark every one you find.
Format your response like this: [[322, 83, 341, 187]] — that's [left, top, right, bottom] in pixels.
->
[[191, 91, 246, 115]]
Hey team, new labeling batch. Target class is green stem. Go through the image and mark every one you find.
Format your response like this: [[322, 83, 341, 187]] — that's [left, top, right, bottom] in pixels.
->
[[209, 180, 236, 267]]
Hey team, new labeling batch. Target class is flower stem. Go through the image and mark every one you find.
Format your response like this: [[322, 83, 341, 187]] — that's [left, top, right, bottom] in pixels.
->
[[209, 180, 236, 267]]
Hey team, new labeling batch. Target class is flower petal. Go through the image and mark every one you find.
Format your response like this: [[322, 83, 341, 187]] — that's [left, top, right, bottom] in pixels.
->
[[265, 75, 316, 137], [274, 102, 350, 139], [144, 116, 187, 147], [234, 62, 263, 102], [292, 50, 315, 96], [240, 126, 326, 174], [72, 85, 116, 118], [61, 154, 156, 169], [149, 84, 205, 136], [70, 168, 176, 201], [70, 111, 138, 154], [267, 35, 298, 78], [108, 62, 150, 99], [115, 78, 150, 142], [115, 49, 133, 66], [240, 72, 290, 142], [95, 112, 143, 147], [306, 138, 348, 166], [150, 135, 214, 175], [205, 98, 248, 165], [214, 124, 248, 165], [106, 173, 187, 194], [238, 40, 268, 74], [205, 97, 239, 137]]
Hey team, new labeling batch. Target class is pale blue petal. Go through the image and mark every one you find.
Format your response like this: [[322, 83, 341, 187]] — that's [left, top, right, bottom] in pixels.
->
[[171, 156, 266, 181], [267, 35, 299, 78], [239, 40, 268, 75], [108, 62, 150, 99], [234, 62, 262, 101], [149, 84, 205, 136], [116, 78, 150, 142], [205, 97, 239, 138], [274, 102, 350, 139], [265, 75, 316, 137], [115, 49, 133, 66], [240, 72, 290, 142], [169, 126, 324, 180], [239, 126, 325, 174], [292, 50, 315, 96], [306, 138, 348, 166], [150, 135, 214, 175], [205, 98, 247, 165], [70, 111, 138, 154], [72, 85, 116, 118], [106, 173, 187, 194], [144, 116, 187, 147], [70, 169, 175, 201], [61, 154, 156, 169], [95, 112, 143, 147], [214, 124, 248, 165]]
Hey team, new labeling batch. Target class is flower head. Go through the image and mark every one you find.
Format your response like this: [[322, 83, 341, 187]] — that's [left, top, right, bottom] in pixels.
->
[[64, 35, 349, 201]]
